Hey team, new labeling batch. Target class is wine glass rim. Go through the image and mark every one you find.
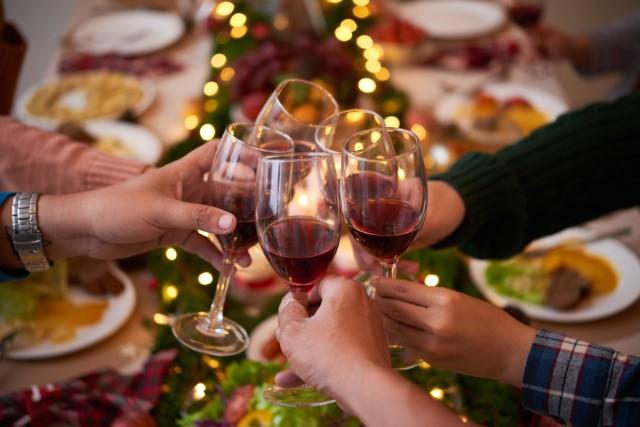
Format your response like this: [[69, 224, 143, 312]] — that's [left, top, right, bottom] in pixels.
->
[[271, 79, 339, 127], [261, 151, 334, 164], [316, 108, 386, 155], [342, 127, 421, 161], [225, 122, 295, 154]]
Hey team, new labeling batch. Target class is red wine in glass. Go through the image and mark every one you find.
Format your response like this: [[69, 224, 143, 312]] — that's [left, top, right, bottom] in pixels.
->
[[213, 193, 258, 259], [347, 199, 420, 262], [262, 217, 338, 293], [509, 2, 544, 30]]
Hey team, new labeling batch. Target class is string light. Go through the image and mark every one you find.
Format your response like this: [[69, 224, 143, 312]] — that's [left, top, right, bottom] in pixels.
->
[[153, 313, 170, 325], [215, 1, 234, 17], [365, 59, 382, 73], [202, 355, 220, 369], [334, 26, 352, 41], [424, 274, 440, 287], [460, 416, 469, 423], [193, 383, 206, 400], [198, 272, 214, 286], [199, 124, 216, 141], [326, 0, 342, 3], [353, 0, 369, 5], [203, 81, 219, 96], [229, 13, 247, 27], [210, 53, 227, 68], [341, 19, 357, 32], [165, 247, 178, 261], [411, 124, 428, 141], [230, 25, 248, 38], [220, 67, 235, 81], [384, 115, 400, 128], [398, 167, 406, 180], [430, 387, 445, 400], [364, 47, 381, 61], [358, 77, 376, 93], [162, 284, 179, 302], [184, 114, 199, 130], [356, 34, 373, 49], [353, 5, 370, 18], [375, 67, 391, 81]]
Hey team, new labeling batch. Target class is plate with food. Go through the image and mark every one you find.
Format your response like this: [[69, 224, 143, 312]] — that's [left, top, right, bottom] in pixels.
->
[[434, 82, 568, 145], [71, 10, 185, 56], [15, 72, 155, 130], [394, 0, 507, 41], [0, 261, 136, 359], [469, 228, 640, 322]]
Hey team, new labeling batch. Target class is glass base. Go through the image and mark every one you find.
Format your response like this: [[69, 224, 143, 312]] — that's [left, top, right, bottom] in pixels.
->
[[263, 385, 335, 408], [389, 344, 421, 371], [172, 312, 249, 356]]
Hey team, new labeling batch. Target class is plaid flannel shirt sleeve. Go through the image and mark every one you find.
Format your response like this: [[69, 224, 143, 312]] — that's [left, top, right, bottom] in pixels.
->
[[522, 330, 640, 426]]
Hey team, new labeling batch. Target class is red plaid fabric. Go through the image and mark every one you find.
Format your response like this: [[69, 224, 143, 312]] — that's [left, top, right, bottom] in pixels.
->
[[0, 349, 176, 427]]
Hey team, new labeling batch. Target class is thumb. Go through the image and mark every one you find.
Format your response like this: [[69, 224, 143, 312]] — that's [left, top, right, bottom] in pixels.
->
[[276, 293, 308, 342], [153, 198, 236, 235]]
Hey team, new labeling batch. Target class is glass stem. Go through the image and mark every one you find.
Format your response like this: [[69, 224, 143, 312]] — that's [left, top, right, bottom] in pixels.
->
[[381, 261, 398, 279], [204, 259, 235, 334]]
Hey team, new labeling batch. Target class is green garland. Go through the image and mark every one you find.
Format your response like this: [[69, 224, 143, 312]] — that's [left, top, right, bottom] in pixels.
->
[[149, 1, 521, 425]]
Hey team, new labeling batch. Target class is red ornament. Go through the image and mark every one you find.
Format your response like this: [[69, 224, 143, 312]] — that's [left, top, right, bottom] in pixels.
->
[[251, 23, 270, 39], [241, 92, 269, 121]]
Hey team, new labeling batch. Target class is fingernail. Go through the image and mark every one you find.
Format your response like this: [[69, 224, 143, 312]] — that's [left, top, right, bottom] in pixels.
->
[[218, 214, 234, 230]]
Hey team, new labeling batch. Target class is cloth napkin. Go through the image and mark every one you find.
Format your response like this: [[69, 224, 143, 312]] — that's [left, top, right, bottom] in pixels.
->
[[0, 349, 176, 427]]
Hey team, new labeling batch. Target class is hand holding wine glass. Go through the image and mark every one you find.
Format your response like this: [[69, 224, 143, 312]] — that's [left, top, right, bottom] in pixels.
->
[[256, 152, 341, 407], [172, 123, 293, 356]]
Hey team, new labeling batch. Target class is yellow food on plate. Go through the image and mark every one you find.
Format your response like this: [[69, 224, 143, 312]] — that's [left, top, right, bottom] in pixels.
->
[[30, 297, 108, 343], [26, 72, 144, 121], [504, 106, 548, 135], [238, 410, 273, 427], [95, 136, 137, 160], [543, 247, 618, 295]]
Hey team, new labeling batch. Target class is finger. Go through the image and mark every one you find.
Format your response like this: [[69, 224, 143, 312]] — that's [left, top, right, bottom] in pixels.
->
[[277, 297, 308, 330], [377, 296, 430, 331], [274, 369, 304, 388], [153, 198, 236, 235], [179, 139, 219, 175], [173, 231, 225, 271], [372, 277, 442, 307], [382, 315, 429, 349]]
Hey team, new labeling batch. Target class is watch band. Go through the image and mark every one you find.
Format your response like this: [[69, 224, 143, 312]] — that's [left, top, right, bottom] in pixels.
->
[[11, 192, 50, 272]]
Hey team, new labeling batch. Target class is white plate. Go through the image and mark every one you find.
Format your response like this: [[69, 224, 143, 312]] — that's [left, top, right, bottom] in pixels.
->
[[469, 228, 640, 323], [15, 75, 156, 131], [395, 0, 507, 41], [7, 264, 137, 360], [246, 315, 279, 363], [72, 10, 185, 56], [85, 120, 162, 165]]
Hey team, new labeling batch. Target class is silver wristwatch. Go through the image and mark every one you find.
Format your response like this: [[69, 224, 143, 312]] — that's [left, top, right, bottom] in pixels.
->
[[11, 192, 50, 272]]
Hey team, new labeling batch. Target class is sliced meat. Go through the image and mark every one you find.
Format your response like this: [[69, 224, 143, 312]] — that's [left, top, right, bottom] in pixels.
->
[[545, 268, 591, 310]]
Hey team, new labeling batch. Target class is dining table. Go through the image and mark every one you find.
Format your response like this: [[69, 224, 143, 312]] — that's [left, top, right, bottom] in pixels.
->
[[1, 0, 639, 398]]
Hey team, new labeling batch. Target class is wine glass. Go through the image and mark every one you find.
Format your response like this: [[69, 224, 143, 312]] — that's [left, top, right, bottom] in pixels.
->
[[316, 109, 385, 175], [254, 79, 339, 152], [506, 0, 548, 77], [256, 152, 341, 407], [341, 128, 428, 370], [172, 123, 294, 356]]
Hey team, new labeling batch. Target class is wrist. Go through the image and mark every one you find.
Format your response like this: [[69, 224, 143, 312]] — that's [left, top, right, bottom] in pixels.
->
[[38, 193, 91, 260], [499, 324, 537, 386]]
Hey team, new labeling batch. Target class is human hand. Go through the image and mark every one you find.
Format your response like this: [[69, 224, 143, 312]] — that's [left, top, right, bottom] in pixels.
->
[[373, 277, 536, 386], [530, 25, 592, 68], [275, 275, 390, 399], [38, 141, 251, 271]]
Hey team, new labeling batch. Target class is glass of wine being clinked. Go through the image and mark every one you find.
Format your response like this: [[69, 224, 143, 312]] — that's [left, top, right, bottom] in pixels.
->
[[341, 128, 428, 370], [172, 123, 294, 356], [256, 152, 340, 407]]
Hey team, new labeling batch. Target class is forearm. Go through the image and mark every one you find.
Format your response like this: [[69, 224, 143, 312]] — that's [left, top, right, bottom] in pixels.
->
[[0, 117, 148, 194], [522, 330, 640, 426], [335, 363, 472, 427]]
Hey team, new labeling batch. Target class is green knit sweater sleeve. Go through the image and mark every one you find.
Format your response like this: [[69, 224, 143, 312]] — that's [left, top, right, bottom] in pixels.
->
[[432, 93, 640, 259]]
